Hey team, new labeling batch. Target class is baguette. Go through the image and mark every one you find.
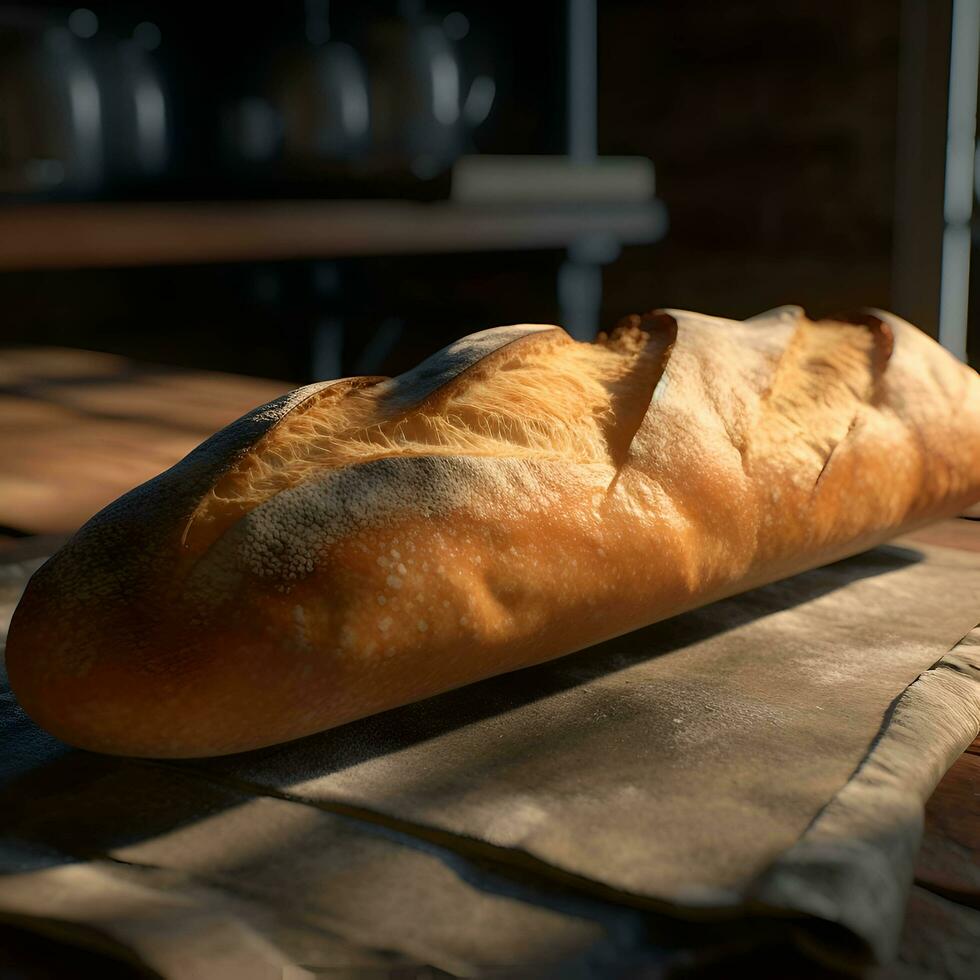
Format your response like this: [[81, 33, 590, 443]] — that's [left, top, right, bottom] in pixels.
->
[[7, 307, 980, 757]]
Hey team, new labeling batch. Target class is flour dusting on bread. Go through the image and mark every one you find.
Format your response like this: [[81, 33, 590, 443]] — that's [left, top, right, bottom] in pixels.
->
[[750, 318, 893, 475]]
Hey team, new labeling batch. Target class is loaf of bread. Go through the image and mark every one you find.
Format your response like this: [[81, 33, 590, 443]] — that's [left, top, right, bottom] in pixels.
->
[[8, 307, 980, 757]]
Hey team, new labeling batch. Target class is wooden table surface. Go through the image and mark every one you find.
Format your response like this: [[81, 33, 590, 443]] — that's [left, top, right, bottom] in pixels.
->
[[1, 345, 978, 978]]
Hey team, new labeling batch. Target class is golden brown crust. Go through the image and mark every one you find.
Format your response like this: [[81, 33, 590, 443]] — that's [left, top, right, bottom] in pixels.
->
[[181, 376, 387, 554], [7, 308, 980, 757]]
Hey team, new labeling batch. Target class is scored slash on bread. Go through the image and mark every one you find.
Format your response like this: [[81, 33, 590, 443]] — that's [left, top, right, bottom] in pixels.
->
[[6, 307, 980, 757], [181, 317, 674, 554]]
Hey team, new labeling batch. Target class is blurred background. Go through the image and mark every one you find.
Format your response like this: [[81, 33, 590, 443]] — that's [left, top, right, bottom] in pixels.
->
[[0, 0, 977, 385]]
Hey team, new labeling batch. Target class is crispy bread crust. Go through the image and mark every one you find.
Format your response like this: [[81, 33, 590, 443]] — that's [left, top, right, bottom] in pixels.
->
[[7, 309, 980, 756]]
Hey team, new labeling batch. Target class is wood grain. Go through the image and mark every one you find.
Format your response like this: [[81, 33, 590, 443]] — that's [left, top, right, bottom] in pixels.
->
[[916, 753, 980, 907], [905, 518, 980, 553], [0, 347, 289, 534]]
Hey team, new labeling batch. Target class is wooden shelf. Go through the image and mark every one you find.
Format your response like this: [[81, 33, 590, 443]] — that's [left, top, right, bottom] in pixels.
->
[[0, 199, 667, 271]]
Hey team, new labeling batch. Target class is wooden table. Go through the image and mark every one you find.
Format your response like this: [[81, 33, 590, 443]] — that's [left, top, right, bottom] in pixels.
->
[[1, 345, 978, 977], [0, 346, 289, 537]]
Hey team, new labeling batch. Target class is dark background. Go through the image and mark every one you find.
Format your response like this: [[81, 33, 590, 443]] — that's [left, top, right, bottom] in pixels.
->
[[0, 0, 974, 380]]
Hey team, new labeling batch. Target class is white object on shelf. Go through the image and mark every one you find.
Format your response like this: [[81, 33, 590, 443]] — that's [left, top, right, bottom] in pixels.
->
[[451, 155, 656, 205]]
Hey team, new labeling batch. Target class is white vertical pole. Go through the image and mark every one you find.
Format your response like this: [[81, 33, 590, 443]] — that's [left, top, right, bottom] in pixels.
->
[[563, 0, 602, 339], [939, 0, 980, 360], [567, 0, 597, 163]]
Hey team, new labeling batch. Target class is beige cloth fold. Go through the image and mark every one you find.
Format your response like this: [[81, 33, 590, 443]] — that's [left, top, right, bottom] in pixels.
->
[[195, 542, 980, 915], [1, 536, 979, 976]]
